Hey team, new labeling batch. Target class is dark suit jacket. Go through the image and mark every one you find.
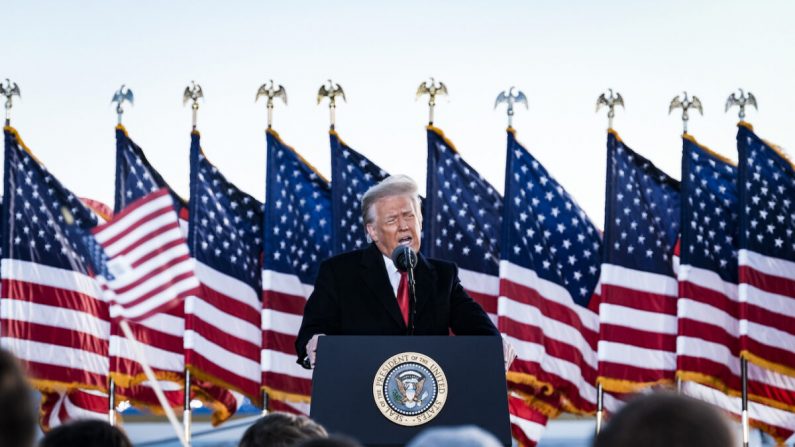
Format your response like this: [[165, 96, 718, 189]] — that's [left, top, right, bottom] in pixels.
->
[[295, 243, 499, 366]]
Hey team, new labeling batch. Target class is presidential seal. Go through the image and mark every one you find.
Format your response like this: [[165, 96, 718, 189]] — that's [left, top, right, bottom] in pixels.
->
[[372, 352, 448, 427]]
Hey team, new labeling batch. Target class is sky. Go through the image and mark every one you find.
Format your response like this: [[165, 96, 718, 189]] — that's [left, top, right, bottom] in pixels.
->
[[5, 0, 795, 227]]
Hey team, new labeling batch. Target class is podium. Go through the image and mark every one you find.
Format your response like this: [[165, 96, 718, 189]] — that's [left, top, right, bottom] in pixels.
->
[[310, 336, 511, 446]]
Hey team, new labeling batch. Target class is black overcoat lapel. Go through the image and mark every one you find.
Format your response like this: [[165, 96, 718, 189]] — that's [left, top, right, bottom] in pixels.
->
[[413, 253, 436, 316], [360, 244, 406, 329]]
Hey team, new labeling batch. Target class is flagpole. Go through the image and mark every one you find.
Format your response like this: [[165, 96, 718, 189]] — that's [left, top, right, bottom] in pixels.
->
[[416, 78, 447, 126], [183, 82, 203, 132], [741, 357, 749, 447], [595, 89, 624, 131], [261, 389, 269, 416], [593, 89, 622, 438], [108, 377, 117, 426], [317, 80, 345, 130], [668, 91, 703, 135], [255, 80, 286, 130], [184, 368, 192, 446], [0, 79, 21, 126], [494, 87, 528, 130], [118, 320, 188, 447], [595, 383, 604, 435]]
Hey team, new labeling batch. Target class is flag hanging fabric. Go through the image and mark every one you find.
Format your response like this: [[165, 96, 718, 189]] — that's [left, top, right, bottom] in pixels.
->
[[424, 126, 501, 324], [737, 122, 795, 378], [115, 125, 187, 215], [262, 129, 332, 410], [39, 389, 108, 432], [330, 130, 388, 254], [90, 188, 199, 322], [499, 128, 618, 415], [186, 131, 263, 404], [1, 125, 109, 392], [508, 394, 548, 447], [675, 133, 795, 439], [113, 127, 235, 423], [111, 126, 187, 388], [682, 381, 795, 444], [598, 129, 681, 392]]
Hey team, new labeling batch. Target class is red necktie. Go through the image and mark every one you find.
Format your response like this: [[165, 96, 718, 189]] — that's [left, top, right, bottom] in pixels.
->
[[397, 272, 409, 325]]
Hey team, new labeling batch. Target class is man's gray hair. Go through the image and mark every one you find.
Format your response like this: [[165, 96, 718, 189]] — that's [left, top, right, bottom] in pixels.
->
[[361, 175, 422, 224]]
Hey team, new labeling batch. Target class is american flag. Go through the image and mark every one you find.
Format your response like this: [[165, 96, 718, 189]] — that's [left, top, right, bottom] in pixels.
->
[[676, 133, 795, 439], [262, 129, 331, 414], [425, 126, 554, 442], [90, 188, 199, 322], [114, 127, 234, 421], [682, 380, 795, 443], [39, 389, 108, 431], [498, 128, 618, 415], [598, 130, 680, 392], [1, 126, 108, 392], [330, 130, 388, 254], [111, 126, 186, 403], [737, 122, 795, 379], [508, 394, 548, 447], [186, 131, 263, 403], [424, 126, 500, 324], [115, 126, 186, 214]]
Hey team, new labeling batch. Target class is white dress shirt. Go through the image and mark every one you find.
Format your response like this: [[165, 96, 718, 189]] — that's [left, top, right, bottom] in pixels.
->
[[382, 253, 401, 297]]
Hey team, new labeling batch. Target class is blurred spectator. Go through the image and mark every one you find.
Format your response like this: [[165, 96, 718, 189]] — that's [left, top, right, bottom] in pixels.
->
[[296, 435, 363, 447], [0, 348, 36, 447], [239, 412, 328, 447], [406, 425, 503, 447], [593, 392, 735, 447], [39, 419, 132, 447]]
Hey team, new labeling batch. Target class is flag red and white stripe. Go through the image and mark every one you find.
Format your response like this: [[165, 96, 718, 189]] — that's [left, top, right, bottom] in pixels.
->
[[86, 197, 195, 416], [185, 264, 262, 402], [678, 264, 795, 413], [40, 389, 108, 432], [1, 259, 109, 391], [500, 261, 621, 414], [91, 189, 199, 322], [597, 263, 678, 390], [682, 381, 795, 444], [261, 269, 314, 405], [739, 250, 795, 377], [459, 268, 498, 326], [508, 394, 548, 447], [108, 308, 185, 387]]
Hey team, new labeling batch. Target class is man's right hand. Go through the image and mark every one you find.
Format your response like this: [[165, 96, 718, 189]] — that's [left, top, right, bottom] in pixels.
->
[[305, 334, 324, 369]]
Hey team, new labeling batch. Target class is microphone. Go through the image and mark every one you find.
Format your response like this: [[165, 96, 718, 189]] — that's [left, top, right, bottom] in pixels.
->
[[391, 245, 417, 272], [391, 245, 418, 336]]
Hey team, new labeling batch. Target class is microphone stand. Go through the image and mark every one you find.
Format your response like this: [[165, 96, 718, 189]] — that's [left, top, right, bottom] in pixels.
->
[[407, 263, 417, 335], [393, 245, 418, 336]]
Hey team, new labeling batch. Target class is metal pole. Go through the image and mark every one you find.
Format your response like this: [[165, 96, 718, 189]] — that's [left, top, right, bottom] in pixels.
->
[[595, 383, 604, 435], [184, 369, 192, 446], [429, 100, 435, 126], [108, 377, 116, 426], [118, 320, 187, 447], [261, 389, 269, 417], [741, 358, 749, 447], [330, 102, 336, 131]]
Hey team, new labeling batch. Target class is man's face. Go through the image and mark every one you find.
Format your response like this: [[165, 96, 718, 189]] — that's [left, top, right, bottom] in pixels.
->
[[365, 194, 422, 257]]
